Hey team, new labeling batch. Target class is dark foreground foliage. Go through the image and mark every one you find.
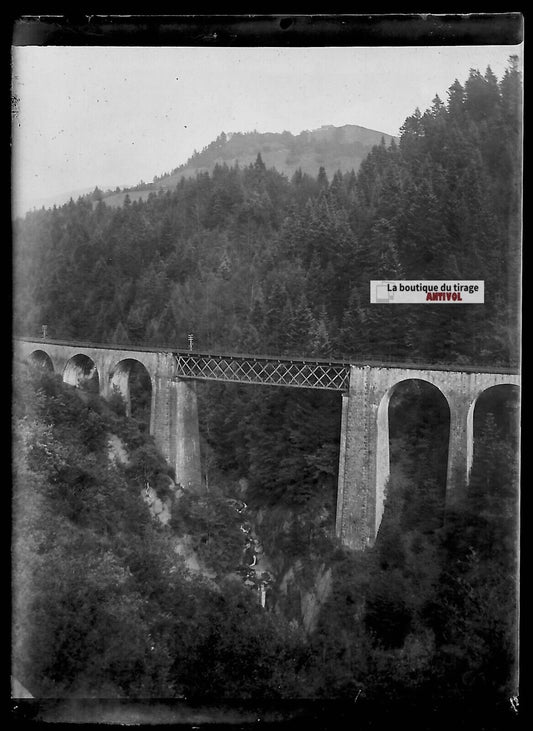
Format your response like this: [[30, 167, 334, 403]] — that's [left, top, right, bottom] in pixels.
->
[[12, 368, 311, 699], [12, 365, 519, 711]]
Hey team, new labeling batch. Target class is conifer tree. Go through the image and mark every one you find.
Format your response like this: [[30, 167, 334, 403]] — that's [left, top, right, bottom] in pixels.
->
[[317, 166, 329, 190], [286, 293, 316, 353]]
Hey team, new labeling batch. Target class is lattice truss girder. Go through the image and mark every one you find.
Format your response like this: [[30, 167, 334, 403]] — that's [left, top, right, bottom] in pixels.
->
[[174, 354, 350, 391]]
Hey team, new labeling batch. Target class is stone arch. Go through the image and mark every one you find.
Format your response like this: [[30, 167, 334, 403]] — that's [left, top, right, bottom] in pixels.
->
[[375, 377, 450, 536], [28, 349, 54, 371], [109, 358, 153, 425], [469, 383, 520, 477], [63, 353, 100, 392]]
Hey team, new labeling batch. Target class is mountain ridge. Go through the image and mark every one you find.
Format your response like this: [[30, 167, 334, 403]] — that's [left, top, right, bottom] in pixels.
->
[[121, 123, 398, 206], [16, 124, 397, 215], [165, 123, 398, 182], [33, 123, 397, 212]]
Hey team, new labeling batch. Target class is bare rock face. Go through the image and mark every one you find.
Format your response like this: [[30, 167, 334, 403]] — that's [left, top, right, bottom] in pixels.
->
[[173, 534, 217, 582], [142, 483, 172, 526], [275, 558, 333, 634], [107, 432, 174, 526], [300, 565, 333, 634], [107, 433, 129, 466]]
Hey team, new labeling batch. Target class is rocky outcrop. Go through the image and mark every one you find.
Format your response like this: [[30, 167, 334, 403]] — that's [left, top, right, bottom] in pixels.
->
[[107, 432, 174, 526], [300, 564, 332, 634], [107, 433, 129, 466], [143, 483, 172, 526]]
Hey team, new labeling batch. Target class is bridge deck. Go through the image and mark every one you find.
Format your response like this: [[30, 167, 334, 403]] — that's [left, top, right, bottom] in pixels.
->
[[14, 337, 520, 392]]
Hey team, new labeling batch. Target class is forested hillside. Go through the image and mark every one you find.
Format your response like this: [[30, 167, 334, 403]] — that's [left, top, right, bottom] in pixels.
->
[[88, 124, 398, 210], [13, 357, 519, 712], [14, 61, 520, 367], [13, 61, 521, 718], [12, 367, 312, 699], [156, 124, 398, 188]]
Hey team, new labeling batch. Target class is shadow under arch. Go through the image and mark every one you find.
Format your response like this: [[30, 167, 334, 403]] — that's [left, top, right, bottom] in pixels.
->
[[376, 378, 451, 538], [63, 353, 99, 392], [109, 358, 153, 427], [28, 349, 54, 371], [470, 383, 520, 479]]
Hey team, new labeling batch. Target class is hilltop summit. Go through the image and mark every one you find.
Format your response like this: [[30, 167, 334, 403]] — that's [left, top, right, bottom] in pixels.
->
[[99, 123, 398, 208], [163, 123, 398, 183]]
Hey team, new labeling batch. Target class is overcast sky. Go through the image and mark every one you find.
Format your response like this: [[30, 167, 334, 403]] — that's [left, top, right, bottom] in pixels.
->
[[11, 44, 522, 216]]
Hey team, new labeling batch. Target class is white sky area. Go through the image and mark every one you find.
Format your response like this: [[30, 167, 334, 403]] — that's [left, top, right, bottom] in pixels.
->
[[12, 44, 522, 216]]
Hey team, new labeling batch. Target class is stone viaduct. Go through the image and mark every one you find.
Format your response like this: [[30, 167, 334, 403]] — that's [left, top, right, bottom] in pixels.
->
[[14, 337, 520, 551]]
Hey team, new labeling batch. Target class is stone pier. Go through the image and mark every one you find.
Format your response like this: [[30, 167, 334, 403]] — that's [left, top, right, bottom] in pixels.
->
[[14, 340, 203, 493], [336, 365, 520, 550]]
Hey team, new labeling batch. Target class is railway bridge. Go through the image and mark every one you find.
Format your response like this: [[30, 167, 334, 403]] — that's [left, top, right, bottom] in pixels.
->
[[14, 337, 520, 550]]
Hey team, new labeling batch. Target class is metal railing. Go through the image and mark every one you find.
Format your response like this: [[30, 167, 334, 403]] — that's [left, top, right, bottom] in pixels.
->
[[174, 352, 351, 391]]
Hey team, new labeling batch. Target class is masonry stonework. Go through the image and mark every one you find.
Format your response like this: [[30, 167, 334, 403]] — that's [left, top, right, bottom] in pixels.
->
[[14, 340, 202, 495], [336, 366, 520, 550], [15, 339, 519, 551]]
